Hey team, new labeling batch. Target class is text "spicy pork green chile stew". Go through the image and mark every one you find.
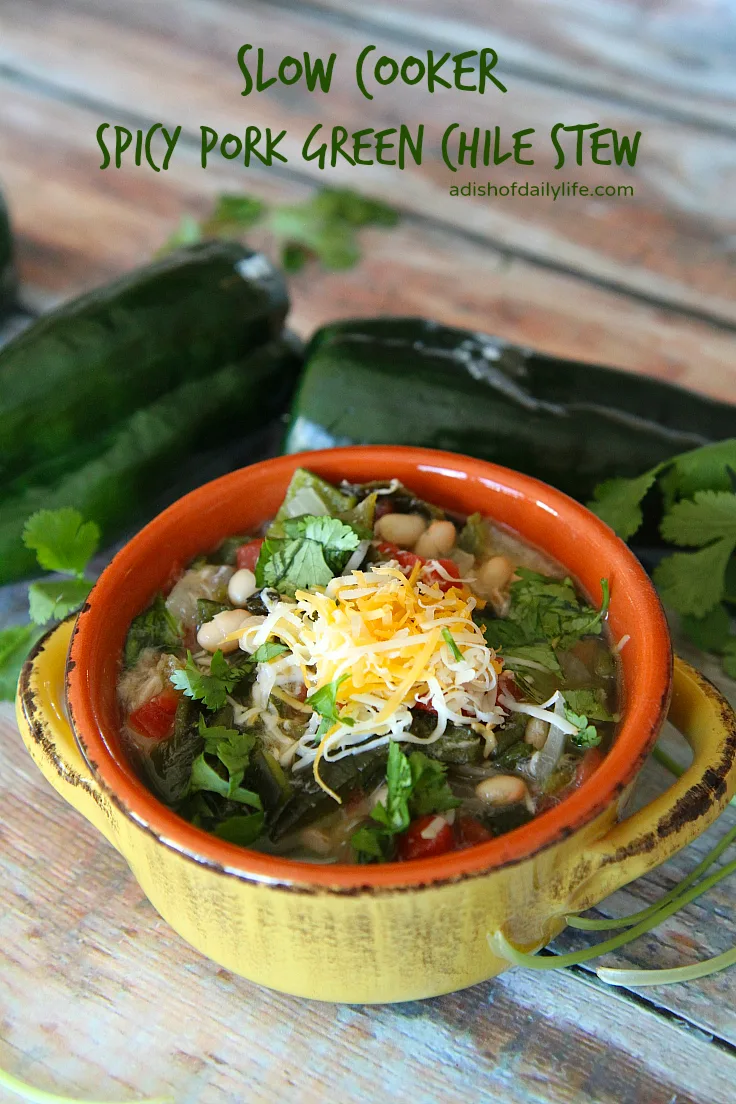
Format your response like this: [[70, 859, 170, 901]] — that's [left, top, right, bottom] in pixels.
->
[[118, 469, 619, 864]]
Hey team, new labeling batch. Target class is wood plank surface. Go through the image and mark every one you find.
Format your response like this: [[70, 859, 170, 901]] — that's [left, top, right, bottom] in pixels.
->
[[3, 78, 736, 404], [2, 0, 736, 326], [2, 697, 736, 1104], [307, 0, 736, 131], [3, 1, 736, 1101]]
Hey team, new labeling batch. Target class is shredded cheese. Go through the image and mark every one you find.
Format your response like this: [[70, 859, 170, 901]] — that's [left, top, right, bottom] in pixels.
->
[[237, 560, 505, 797]]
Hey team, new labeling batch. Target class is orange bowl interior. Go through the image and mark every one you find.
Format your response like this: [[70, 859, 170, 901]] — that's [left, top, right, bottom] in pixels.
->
[[67, 446, 672, 889]]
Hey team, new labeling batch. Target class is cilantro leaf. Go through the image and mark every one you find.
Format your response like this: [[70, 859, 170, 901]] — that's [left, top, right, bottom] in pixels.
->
[[563, 689, 614, 722], [252, 641, 289, 663], [22, 508, 100, 578], [500, 642, 562, 676], [588, 468, 661, 541], [501, 569, 609, 650], [213, 812, 265, 845], [681, 605, 732, 654], [408, 752, 461, 817], [654, 543, 735, 617], [661, 491, 736, 547], [307, 673, 354, 738], [256, 514, 360, 597], [28, 578, 92, 625], [351, 742, 458, 861], [723, 639, 736, 679], [188, 754, 262, 807], [661, 440, 736, 504], [190, 716, 262, 807], [563, 705, 601, 748], [171, 649, 250, 711], [0, 624, 44, 701], [125, 593, 182, 667]]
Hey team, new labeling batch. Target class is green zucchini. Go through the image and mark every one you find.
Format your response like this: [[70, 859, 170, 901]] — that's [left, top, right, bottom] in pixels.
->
[[285, 318, 736, 502], [0, 189, 16, 319], [0, 241, 288, 487], [0, 337, 302, 583]]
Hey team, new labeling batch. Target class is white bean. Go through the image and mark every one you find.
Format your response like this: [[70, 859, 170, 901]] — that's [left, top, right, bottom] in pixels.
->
[[475, 775, 529, 806], [374, 512, 427, 548], [196, 608, 251, 654], [228, 567, 257, 605], [525, 717, 550, 750], [414, 519, 457, 559], [477, 555, 515, 596]]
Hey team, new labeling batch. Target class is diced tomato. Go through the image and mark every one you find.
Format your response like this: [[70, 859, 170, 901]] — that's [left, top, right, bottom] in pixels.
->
[[575, 747, 604, 788], [454, 815, 492, 849], [236, 538, 264, 572], [376, 541, 423, 571], [424, 558, 462, 593], [397, 815, 456, 861], [412, 699, 437, 715], [128, 689, 180, 740]]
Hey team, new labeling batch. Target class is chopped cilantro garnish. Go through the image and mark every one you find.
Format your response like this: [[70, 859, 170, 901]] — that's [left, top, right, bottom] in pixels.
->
[[171, 649, 250, 711], [351, 742, 459, 863], [188, 717, 261, 808], [481, 569, 609, 656], [125, 592, 182, 667], [256, 514, 361, 597], [252, 641, 289, 663], [307, 673, 355, 738]]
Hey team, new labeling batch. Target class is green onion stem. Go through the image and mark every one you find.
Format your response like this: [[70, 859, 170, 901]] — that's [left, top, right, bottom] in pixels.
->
[[597, 945, 736, 987], [490, 853, 736, 971], [566, 743, 736, 931], [0, 1067, 174, 1104], [566, 821, 736, 931]]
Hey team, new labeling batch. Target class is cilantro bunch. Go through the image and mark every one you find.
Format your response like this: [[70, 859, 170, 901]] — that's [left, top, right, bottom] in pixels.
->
[[351, 741, 460, 863], [162, 186, 399, 273], [589, 439, 736, 675], [0, 508, 100, 700]]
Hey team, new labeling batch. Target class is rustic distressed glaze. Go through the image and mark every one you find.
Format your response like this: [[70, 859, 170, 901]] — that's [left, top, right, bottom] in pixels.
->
[[15, 449, 736, 1001]]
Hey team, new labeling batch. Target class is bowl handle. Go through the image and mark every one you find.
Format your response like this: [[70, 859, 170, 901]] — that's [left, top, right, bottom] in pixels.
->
[[15, 618, 122, 853], [568, 657, 736, 912]]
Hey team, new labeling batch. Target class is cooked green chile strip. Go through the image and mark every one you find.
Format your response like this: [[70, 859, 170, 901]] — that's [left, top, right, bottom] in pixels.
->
[[0, 338, 302, 583], [0, 240, 288, 485], [285, 318, 736, 502]]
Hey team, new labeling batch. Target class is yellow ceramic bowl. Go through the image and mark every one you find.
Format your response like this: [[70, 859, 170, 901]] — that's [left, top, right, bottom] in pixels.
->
[[16, 447, 736, 1003]]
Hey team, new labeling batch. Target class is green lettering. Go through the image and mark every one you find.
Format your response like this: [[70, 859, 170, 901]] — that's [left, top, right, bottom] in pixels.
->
[[478, 48, 507, 93], [612, 130, 641, 166], [590, 128, 612, 165], [304, 52, 336, 92], [453, 50, 476, 92], [200, 126, 218, 168], [512, 127, 535, 166], [96, 123, 110, 170], [302, 122, 327, 169], [237, 44, 253, 97]]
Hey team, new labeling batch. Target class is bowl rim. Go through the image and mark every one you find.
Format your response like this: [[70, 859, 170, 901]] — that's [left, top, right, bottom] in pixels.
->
[[66, 445, 672, 892]]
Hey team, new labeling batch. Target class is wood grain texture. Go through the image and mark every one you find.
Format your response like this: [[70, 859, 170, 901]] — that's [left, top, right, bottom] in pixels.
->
[[2, 0, 736, 1099], [3, 79, 736, 404], [306, 0, 736, 131], [2, 696, 736, 1104], [2, 0, 736, 325]]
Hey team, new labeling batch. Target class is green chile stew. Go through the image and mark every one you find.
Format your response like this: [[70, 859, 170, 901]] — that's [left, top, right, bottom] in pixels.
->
[[118, 469, 619, 864]]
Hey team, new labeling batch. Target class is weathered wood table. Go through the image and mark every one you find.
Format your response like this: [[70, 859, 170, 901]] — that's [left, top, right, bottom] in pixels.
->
[[2, 2, 736, 1101]]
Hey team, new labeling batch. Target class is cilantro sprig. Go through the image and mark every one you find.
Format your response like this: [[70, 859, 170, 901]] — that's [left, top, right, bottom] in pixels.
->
[[188, 717, 262, 808], [161, 186, 399, 273], [588, 439, 736, 674], [256, 514, 361, 597], [0, 508, 101, 701], [480, 569, 610, 667], [171, 649, 251, 711], [351, 741, 460, 863]]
